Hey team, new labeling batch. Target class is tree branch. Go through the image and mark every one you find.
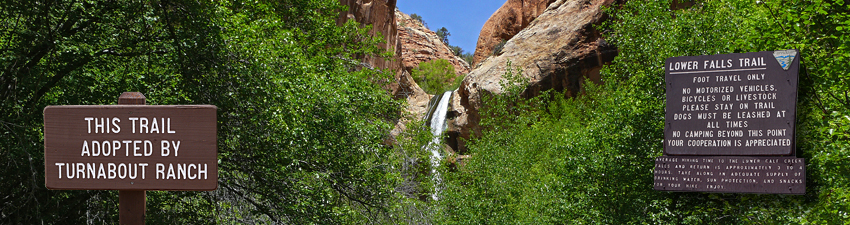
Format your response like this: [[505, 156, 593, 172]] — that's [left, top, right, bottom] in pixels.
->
[[96, 49, 168, 57], [25, 55, 92, 109], [221, 182, 281, 224]]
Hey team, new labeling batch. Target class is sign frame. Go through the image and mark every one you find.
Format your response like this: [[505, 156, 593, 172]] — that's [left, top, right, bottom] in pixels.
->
[[655, 50, 806, 194], [663, 50, 800, 156], [44, 98, 218, 191]]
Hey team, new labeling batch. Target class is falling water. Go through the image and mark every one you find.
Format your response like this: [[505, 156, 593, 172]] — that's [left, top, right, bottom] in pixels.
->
[[428, 90, 452, 201]]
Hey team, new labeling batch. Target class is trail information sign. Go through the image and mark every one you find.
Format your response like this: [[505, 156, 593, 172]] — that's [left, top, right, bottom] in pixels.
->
[[654, 50, 805, 194], [664, 50, 799, 155], [44, 105, 217, 190]]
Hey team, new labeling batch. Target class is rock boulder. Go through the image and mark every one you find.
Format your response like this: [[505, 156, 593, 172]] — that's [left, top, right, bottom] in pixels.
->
[[472, 0, 556, 65], [449, 0, 621, 153]]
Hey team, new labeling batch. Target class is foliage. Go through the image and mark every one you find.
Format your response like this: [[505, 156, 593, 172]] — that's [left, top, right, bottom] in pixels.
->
[[449, 45, 463, 57], [3, 0, 848, 223], [448, 45, 474, 66], [410, 13, 427, 29], [436, 27, 451, 45], [460, 52, 475, 66], [384, 116, 440, 224], [492, 39, 507, 56], [439, 0, 850, 224], [0, 0, 404, 224], [449, 74, 466, 93], [412, 59, 459, 95]]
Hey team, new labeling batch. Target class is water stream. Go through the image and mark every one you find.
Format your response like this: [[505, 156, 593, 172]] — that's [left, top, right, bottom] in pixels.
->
[[427, 90, 453, 200]]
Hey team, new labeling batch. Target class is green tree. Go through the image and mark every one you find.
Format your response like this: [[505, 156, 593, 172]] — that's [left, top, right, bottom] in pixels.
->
[[0, 0, 403, 223], [410, 13, 427, 28], [384, 116, 440, 224], [449, 45, 462, 56], [448, 45, 474, 66], [412, 59, 459, 95], [436, 27, 451, 45], [461, 52, 474, 66]]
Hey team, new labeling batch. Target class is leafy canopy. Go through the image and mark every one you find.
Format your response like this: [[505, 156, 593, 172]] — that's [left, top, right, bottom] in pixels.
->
[[0, 0, 405, 224], [412, 59, 462, 95]]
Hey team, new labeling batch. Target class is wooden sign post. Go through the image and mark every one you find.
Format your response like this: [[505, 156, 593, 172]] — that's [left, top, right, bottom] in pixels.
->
[[119, 92, 146, 225], [43, 92, 218, 224]]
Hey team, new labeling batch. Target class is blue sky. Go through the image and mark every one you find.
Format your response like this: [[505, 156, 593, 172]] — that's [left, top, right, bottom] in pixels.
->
[[397, 0, 505, 55]]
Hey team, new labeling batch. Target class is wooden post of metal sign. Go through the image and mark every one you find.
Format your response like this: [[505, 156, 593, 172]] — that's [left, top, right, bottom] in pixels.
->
[[118, 92, 146, 225]]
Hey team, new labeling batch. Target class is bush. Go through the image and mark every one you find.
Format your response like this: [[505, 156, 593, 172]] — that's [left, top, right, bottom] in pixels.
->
[[491, 39, 507, 56], [412, 59, 459, 94], [439, 0, 850, 223], [449, 45, 463, 56], [384, 116, 441, 224], [449, 45, 474, 66]]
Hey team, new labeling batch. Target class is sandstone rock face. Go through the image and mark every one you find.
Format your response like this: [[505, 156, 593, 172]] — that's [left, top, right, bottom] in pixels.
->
[[338, 2, 473, 141], [337, 1, 431, 143], [390, 9, 473, 141], [472, 0, 556, 65], [337, 0, 402, 75], [449, 0, 620, 152], [389, 70, 432, 139], [396, 9, 471, 78]]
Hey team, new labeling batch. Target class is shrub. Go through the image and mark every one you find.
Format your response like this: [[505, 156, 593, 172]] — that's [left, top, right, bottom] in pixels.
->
[[491, 39, 507, 56], [0, 0, 403, 223], [449, 45, 474, 66], [449, 45, 463, 56], [412, 59, 458, 95]]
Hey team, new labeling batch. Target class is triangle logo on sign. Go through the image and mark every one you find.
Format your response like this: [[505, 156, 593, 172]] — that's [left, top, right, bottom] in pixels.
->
[[773, 50, 797, 71]]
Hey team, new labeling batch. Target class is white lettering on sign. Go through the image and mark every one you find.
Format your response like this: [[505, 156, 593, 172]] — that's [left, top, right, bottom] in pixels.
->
[[85, 117, 121, 134], [161, 140, 181, 157], [128, 117, 176, 134], [669, 61, 700, 71], [156, 163, 208, 180], [54, 162, 148, 180], [56, 116, 209, 181], [43, 104, 218, 191]]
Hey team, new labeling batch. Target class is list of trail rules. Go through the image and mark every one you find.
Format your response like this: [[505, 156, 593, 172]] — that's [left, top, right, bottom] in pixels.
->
[[44, 105, 217, 190], [664, 50, 800, 156]]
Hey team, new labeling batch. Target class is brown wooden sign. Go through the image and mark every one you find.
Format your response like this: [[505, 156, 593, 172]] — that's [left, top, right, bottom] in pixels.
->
[[656, 50, 805, 194], [44, 105, 217, 190], [664, 50, 800, 155]]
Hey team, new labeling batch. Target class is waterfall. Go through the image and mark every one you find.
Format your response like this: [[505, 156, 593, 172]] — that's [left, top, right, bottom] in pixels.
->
[[428, 90, 452, 201]]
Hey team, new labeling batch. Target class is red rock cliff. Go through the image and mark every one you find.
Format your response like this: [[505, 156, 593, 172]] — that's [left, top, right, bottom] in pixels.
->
[[449, 0, 621, 153], [472, 0, 556, 65], [337, 0, 401, 75], [396, 10, 471, 77]]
